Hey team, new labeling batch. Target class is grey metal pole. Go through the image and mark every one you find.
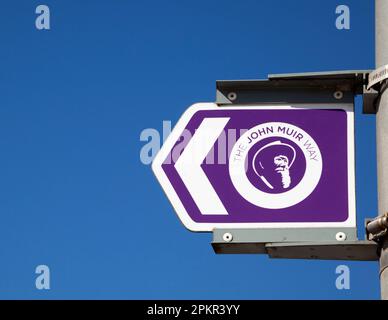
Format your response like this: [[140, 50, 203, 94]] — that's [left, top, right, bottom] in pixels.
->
[[376, 0, 388, 300]]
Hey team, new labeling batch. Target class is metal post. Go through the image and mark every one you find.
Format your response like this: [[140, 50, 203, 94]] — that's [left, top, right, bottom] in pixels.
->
[[376, 0, 388, 300]]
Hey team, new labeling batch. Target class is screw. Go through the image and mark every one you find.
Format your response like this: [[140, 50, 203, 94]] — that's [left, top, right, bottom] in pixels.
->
[[223, 232, 233, 242], [334, 91, 344, 100], [336, 232, 347, 241], [227, 92, 237, 101]]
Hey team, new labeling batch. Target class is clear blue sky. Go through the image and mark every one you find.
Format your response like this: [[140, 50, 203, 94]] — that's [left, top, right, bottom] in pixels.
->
[[0, 0, 379, 299]]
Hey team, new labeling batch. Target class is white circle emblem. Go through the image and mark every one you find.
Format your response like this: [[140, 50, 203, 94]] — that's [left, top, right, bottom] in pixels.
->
[[229, 122, 323, 209]]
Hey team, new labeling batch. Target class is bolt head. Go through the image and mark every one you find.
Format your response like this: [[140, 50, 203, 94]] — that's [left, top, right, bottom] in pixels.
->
[[227, 92, 237, 101], [336, 232, 347, 241], [223, 232, 233, 242], [334, 91, 344, 100]]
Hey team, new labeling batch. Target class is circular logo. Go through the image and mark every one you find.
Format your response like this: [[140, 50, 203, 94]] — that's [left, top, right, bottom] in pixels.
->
[[229, 122, 323, 209]]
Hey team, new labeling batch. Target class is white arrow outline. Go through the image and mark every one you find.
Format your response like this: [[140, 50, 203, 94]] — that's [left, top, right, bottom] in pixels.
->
[[175, 117, 230, 215]]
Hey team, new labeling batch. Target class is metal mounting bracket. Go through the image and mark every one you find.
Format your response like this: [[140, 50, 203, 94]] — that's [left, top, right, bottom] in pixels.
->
[[211, 71, 382, 260], [366, 213, 388, 242], [216, 70, 378, 114], [211, 222, 380, 261]]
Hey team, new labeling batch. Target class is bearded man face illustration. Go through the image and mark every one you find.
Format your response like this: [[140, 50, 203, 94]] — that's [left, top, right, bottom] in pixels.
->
[[252, 141, 296, 192], [273, 155, 291, 188]]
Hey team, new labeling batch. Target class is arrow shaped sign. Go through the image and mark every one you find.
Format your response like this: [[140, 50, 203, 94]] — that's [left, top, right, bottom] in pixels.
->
[[152, 103, 356, 232]]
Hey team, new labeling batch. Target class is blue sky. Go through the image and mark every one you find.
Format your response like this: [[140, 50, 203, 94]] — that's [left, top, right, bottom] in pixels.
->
[[0, 0, 379, 299]]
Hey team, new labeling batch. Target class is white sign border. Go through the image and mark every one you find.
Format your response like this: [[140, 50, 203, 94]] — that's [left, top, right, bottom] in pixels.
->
[[152, 103, 356, 232]]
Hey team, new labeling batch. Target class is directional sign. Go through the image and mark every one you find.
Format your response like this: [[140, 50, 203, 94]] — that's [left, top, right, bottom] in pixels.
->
[[152, 103, 355, 232]]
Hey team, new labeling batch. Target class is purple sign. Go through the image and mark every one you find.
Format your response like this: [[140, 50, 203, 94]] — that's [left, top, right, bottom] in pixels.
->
[[152, 103, 356, 232]]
